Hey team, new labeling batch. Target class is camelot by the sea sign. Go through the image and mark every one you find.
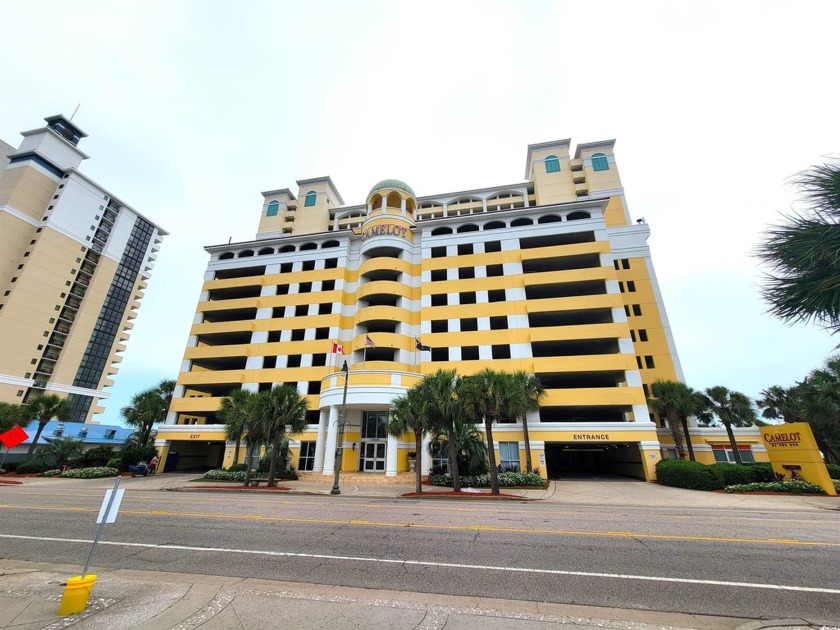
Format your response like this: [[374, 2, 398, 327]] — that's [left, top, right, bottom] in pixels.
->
[[361, 224, 409, 240], [760, 422, 836, 495]]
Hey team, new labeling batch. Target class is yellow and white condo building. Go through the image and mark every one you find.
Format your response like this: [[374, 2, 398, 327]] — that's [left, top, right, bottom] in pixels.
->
[[0, 116, 166, 422], [160, 139, 767, 479]]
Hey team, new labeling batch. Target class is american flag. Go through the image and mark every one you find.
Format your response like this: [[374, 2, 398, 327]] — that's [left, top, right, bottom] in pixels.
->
[[365, 334, 376, 348]]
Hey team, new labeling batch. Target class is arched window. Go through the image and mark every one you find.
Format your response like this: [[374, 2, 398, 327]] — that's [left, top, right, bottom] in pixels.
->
[[300, 242, 317, 251], [322, 240, 340, 249], [456, 224, 479, 233], [545, 155, 560, 173], [484, 221, 505, 230], [538, 214, 561, 224], [431, 227, 453, 236], [267, 201, 280, 216], [511, 218, 533, 227], [238, 250, 254, 258], [592, 153, 609, 171], [219, 252, 234, 260], [567, 211, 591, 221], [279, 245, 296, 253], [304, 191, 317, 207], [258, 247, 274, 255]]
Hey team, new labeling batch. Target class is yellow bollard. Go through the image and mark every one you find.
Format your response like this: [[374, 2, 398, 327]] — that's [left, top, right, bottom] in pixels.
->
[[58, 574, 97, 616]]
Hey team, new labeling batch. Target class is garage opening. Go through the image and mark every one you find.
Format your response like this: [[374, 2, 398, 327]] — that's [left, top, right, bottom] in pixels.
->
[[163, 441, 225, 472], [544, 442, 645, 480]]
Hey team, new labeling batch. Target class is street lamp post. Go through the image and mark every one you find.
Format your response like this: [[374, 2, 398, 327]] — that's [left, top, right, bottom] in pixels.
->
[[331, 361, 350, 495]]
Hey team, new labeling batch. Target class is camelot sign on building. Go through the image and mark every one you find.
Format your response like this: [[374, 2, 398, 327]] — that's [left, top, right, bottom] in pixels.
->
[[760, 422, 836, 495]]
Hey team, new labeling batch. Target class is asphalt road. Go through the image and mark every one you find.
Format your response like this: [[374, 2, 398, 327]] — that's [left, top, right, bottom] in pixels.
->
[[1, 481, 839, 625]]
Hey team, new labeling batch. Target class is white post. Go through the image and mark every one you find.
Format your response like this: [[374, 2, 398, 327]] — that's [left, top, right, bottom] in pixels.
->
[[313, 408, 329, 472], [385, 434, 398, 477], [322, 406, 339, 476]]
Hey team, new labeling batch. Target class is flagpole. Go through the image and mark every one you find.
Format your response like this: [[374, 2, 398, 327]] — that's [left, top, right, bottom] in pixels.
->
[[363, 345, 367, 370]]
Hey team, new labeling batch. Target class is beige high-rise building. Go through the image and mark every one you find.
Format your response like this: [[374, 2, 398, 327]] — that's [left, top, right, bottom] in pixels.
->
[[0, 115, 167, 423]]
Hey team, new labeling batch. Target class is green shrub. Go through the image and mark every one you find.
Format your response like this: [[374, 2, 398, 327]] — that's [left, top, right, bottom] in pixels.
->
[[115, 445, 158, 471], [60, 467, 119, 479], [203, 467, 299, 482], [711, 463, 755, 486], [0, 468, 6, 474], [744, 462, 776, 483], [2, 462, 18, 472], [428, 471, 546, 488], [826, 463, 840, 480], [106, 457, 121, 470], [40, 469, 62, 477], [834, 480, 840, 493], [16, 459, 47, 474], [80, 446, 117, 468], [226, 463, 248, 472], [655, 459, 725, 491], [724, 480, 827, 495]]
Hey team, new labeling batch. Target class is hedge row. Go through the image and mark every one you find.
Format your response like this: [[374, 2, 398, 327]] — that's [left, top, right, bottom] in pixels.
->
[[724, 481, 827, 495], [60, 467, 120, 479], [429, 471, 546, 488], [655, 459, 778, 491], [203, 468, 299, 482], [826, 463, 840, 480]]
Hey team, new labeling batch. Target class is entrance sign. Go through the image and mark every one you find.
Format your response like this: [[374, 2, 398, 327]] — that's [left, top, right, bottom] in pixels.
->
[[760, 422, 836, 495], [361, 224, 409, 240]]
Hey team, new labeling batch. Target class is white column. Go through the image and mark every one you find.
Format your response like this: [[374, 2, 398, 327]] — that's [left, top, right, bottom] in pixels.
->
[[421, 434, 431, 476], [400, 198, 407, 216], [313, 408, 329, 472], [322, 406, 339, 476], [381, 196, 387, 212], [385, 434, 398, 477]]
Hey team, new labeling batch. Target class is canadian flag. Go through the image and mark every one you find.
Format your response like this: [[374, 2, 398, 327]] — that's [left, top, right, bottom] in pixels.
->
[[331, 342, 344, 354]]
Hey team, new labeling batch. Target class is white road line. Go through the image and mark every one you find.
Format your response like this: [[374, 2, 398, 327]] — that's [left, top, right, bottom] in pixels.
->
[[2, 533, 838, 595]]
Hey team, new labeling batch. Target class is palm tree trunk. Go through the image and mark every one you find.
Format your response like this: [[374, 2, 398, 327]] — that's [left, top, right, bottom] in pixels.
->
[[447, 422, 461, 492], [668, 412, 686, 459], [26, 421, 47, 457], [485, 419, 500, 495], [414, 431, 423, 494], [521, 413, 533, 472], [233, 438, 241, 466], [680, 417, 695, 461], [724, 422, 744, 464], [243, 443, 253, 487], [267, 435, 280, 486]]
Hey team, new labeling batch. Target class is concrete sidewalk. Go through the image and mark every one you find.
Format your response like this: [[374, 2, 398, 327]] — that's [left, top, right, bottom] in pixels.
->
[[94, 471, 839, 511], [0, 559, 776, 630]]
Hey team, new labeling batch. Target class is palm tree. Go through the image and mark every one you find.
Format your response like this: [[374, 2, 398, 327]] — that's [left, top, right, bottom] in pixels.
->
[[40, 436, 84, 469], [387, 386, 430, 493], [121, 381, 172, 448], [461, 369, 529, 495], [511, 371, 546, 472], [756, 385, 803, 424], [0, 402, 25, 433], [757, 159, 840, 333], [242, 412, 267, 487], [647, 380, 706, 461], [795, 357, 840, 463], [421, 370, 463, 492], [701, 386, 758, 464], [25, 394, 72, 457], [219, 388, 256, 466], [429, 417, 488, 476], [253, 385, 308, 487]]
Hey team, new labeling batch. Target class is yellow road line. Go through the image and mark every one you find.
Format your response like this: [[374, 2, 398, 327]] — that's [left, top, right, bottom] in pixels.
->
[[0, 503, 837, 547]]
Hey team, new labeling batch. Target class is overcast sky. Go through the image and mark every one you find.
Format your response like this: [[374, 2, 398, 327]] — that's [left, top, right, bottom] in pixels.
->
[[2, 1, 837, 425]]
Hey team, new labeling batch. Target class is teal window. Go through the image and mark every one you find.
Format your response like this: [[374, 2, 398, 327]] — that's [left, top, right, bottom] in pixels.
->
[[592, 153, 609, 171], [304, 191, 317, 207], [267, 201, 280, 216], [545, 155, 560, 173]]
